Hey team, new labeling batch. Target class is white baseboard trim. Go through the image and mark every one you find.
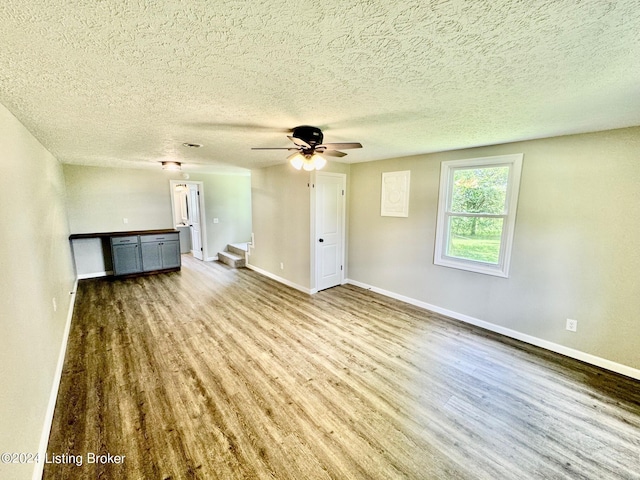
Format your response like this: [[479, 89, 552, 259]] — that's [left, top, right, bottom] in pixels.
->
[[77, 270, 111, 279], [205, 255, 218, 262], [346, 278, 640, 381], [246, 263, 313, 294], [33, 279, 78, 480]]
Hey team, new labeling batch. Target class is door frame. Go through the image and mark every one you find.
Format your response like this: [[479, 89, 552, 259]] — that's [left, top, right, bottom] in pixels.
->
[[169, 180, 209, 261], [310, 171, 347, 293]]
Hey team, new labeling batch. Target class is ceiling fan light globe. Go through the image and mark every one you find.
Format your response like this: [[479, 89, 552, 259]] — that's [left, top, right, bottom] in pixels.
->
[[302, 159, 315, 171], [289, 154, 304, 170], [312, 154, 326, 170]]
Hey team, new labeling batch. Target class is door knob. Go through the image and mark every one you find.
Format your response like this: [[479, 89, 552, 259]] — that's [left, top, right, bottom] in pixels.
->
[[319, 238, 324, 242]]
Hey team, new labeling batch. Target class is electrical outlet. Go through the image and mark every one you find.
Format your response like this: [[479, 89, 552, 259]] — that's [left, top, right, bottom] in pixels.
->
[[123, 217, 128, 224], [280, 262, 284, 270], [52, 297, 57, 312], [566, 318, 578, 332]]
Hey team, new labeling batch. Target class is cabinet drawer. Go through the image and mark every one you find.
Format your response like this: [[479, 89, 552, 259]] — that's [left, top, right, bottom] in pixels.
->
[[111, 236, 139, 245], [140, 233, 179, 243]]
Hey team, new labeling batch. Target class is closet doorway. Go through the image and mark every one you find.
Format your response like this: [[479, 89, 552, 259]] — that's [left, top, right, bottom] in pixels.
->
[[170, 180, 207, 260]]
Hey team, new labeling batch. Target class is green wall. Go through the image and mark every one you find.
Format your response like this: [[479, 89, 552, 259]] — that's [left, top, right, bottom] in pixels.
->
[[0, 104, 76, 479]]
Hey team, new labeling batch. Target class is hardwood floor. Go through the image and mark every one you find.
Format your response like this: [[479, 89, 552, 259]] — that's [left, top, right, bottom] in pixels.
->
[[45, 256, 640, 479]]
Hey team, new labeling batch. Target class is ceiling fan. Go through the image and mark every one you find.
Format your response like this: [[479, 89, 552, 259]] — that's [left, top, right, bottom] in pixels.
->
[[251, 125, 362, 171]]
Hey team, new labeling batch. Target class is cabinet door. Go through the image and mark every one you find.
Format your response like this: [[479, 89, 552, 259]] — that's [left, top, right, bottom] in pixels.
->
[[160, 241, 181, 269], [141, 242, 163, 272], [112, 243, 142, 275]]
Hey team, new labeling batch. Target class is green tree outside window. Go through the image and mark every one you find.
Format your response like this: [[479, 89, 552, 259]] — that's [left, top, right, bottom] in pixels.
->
[[447, 166, 509, 264]]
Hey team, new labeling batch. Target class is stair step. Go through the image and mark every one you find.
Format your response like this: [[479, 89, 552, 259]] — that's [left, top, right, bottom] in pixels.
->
[[227, 242, 249, 256], [218, 250, 245, 268]]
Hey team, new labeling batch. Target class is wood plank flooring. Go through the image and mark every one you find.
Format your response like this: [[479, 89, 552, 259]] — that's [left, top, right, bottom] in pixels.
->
[[45, 256, 640, 479]]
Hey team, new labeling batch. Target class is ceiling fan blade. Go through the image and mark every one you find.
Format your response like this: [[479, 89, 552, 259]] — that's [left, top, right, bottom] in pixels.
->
[[322, 150, 348, 157], [288, 135, 311, 149], [320, 142, 362, 150]]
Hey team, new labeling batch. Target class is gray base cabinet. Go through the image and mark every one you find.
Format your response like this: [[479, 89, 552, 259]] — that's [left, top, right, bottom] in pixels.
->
[[110, 232, 180, 277], [140, 233, 180, 271], [111, 236, 142, 275]]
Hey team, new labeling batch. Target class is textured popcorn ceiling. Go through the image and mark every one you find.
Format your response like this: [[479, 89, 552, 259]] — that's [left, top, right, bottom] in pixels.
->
[[1, 1, 639, 172]]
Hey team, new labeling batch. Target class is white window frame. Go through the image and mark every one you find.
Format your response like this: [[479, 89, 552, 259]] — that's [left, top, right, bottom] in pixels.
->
[[434, 153, 523, 278]]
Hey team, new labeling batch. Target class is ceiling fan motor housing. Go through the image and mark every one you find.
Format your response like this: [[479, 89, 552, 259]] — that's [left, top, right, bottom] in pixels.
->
[[292, 125, 323, 147]]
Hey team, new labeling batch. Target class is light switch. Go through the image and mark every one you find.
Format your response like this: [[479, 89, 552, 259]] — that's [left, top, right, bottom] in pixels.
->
[[213, 218, 219, 224]]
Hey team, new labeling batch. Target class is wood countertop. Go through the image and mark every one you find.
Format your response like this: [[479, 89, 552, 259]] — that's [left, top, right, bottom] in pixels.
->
[[69, 228, 179, 240]]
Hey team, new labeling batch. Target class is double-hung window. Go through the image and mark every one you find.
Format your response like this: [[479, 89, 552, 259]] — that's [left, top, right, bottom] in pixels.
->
[[434, 153, 523, 277]]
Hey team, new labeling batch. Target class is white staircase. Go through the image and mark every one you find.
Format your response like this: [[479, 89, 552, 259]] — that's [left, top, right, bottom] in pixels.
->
[[217, 243, 248, 268]]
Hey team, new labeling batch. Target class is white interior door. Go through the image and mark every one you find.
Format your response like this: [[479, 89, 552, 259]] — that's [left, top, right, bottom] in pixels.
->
[[188, 184, 203, 260], [315, 173, 346, 291]]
